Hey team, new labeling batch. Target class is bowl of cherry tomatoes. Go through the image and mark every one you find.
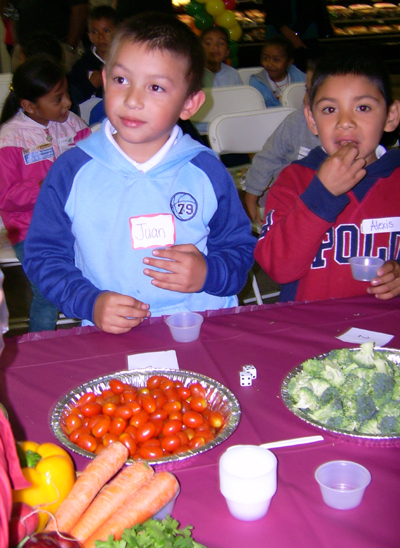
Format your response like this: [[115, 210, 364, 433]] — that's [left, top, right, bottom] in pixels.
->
[[50, 369, 241, 466]]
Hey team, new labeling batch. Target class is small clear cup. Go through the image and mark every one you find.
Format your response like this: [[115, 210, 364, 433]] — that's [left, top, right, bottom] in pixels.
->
[[165, 312, 204, 343], [349, 256, 384, 282], [315, 460, 371, 510]]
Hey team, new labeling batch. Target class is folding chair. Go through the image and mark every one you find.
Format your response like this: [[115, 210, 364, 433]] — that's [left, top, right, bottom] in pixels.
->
[[281, 83, 306, 109], [0, 73, 12, 114], [78, 96, 103, 124], [237, 67, 262, 85]]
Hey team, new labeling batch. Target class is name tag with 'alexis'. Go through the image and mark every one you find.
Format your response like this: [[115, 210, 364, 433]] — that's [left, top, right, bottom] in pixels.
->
[[130, 213, 176, 249], [361, 217, 400, 234]]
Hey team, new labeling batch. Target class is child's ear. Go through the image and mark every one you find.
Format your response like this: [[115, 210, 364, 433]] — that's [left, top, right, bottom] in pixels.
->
[[304, 105, 318, 136], [101, 67, 107, 91], [20, 99, 36, 115], [384, 100, 400, 132], [180, 90, 206, 120]]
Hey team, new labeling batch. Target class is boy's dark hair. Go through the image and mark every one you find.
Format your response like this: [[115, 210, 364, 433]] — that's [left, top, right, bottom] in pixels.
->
[[89, 5, 118, 25], [0, 54, 65, 125], [310, 47, 393, 110], [262, 36, 295, 62], [106, 12, 205, 97], [200, 26, 229, 45], [20, 32, 64, 62]]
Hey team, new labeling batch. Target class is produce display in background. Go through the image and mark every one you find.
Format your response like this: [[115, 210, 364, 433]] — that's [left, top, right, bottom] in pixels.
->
[[12, 441, 76, 532]]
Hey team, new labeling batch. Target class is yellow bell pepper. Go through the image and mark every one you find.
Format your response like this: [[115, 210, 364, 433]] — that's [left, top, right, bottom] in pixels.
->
[[12, 441, 76, 531]]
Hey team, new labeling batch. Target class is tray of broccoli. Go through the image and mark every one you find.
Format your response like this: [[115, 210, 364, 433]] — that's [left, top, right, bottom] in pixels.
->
[[281, 342, 400, 446]]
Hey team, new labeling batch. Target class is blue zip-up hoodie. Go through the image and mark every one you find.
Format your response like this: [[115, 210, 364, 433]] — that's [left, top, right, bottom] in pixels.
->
[[24, 122, 256, 324]]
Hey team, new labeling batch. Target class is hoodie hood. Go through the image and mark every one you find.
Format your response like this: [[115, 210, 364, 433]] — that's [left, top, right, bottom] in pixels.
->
[[77, 119, 214, 179]]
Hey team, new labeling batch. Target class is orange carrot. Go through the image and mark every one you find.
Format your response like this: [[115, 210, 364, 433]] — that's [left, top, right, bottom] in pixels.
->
[[71, 461, 154, 543], [45, 441, 129, 534], [83, 471, 180, 548]]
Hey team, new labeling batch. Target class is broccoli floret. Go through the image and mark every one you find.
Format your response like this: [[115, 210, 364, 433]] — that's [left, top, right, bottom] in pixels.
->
[[392, 380, 400, 401], [339, 416, 360, 432], [319, 385, 339, 406], [371, 373, 394, 409], [307, 398, 343, 424], [308, 378, 332, 398], [379, 416, 400, 435], [352, 341, 376, 368], [293, 387, 319, 410], [287, 371, 313, 399], [340, 375, 369, 398], [376, 401, 400, 419], [328, 348, 356, 367], [350, 367, 376, 383], [302, 358, 324, 377], [343, 395, 376, 423], [373, 357, 393, 376], [319, 360, 346, 388], [359, 418, 381, 435], [326, 416, 343, 429]]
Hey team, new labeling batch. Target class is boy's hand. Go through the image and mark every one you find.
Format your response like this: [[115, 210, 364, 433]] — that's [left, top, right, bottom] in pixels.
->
[[244, 192, 263, 225], [143, 244, 207, 293], [367, 260, 400, 300], [93, 292, 150, 334], [318, 143, 366, 196]]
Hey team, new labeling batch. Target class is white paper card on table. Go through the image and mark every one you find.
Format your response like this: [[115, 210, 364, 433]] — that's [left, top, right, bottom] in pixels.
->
[[127, 350, 179, 370], [337, 328, 394, 346]]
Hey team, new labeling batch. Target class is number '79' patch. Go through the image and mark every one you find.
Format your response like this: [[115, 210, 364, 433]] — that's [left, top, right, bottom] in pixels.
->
[[170, 192, 198, 221]]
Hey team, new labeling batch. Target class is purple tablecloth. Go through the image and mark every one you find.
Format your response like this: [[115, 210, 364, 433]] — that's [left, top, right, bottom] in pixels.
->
[[1, 295, 400, 548]]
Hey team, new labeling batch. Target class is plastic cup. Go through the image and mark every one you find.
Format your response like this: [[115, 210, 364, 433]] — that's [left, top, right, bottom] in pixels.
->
[[315, 460, 371, 510], [165, 312, 204, 343], [349, 256, 384, 281], [219, 445, 277, 521]]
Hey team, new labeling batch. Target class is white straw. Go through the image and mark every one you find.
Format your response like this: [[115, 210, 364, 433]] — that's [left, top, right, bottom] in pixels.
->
[[260, 435, 324, 450]]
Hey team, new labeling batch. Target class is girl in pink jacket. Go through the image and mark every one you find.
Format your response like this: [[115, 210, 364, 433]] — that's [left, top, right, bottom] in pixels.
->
[[0, 55, 91, 332]]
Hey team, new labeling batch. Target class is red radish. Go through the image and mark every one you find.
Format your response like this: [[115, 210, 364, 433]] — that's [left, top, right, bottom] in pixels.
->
[[23, 531, 83, 548], [9, 502, 39, 548]]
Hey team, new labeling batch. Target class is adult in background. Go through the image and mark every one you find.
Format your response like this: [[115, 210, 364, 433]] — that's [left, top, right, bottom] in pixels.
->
[[263, 0, 332, 71]]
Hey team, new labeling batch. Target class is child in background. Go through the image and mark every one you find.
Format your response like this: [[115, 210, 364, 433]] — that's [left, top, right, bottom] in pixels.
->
[[255, 48, 400, 302], [19, 32, 64, 65], [69, 5, 118, 106], [245, 58, 320, 224], [0, 55, 91, 332], [201, 26, 242, 87], [23, 13, 255, 334], [250, 36, 305, 107]]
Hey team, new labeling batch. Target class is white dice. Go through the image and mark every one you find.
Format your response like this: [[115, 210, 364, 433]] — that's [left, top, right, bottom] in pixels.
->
[[243, 364, 257, 379], [240, 371, 253, 386]]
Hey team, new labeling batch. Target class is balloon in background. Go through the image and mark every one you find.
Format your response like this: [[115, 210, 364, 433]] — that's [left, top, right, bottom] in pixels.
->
[[194, 11, 215, 30], [215, 10, 237, 29], [227, 23, 242, 41], [205, 0, 226, 16], [185, 0, 207, 16], [223, 0, 237, 9], [195, 0, 209, 4]]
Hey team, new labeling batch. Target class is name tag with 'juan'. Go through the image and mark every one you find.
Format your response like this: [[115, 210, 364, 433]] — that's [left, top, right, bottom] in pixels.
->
[[130, 213, 176, 249], [361, 217, 400, 234]]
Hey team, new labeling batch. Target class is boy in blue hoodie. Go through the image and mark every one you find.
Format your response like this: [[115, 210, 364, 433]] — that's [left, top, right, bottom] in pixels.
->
[[24, 13, 256, 334]]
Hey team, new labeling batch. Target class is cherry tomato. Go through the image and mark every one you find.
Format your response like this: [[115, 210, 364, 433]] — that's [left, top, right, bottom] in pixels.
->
[[155, 395, 168, 409], [136, 421, 156, 443], [147, 375, 162, 390], [196, 428, 214, 443], [109, 379, 125, 394], [160, 379, 174, 391], [76, 392, 96, 407], [125, 424, 138, 440], [114, 405, 134, 420], [189, 396, 207, 412], [174, 380, 184, 389], [173, 445, 190, 455], [70, 407, 84, 418], [76, 433, 98, 452], [182, 411, 203, 429], [94, 444, 104, 455], [81, 402, 102, 417], [87, 415, 103, 429], [162, 419, 182, 437], [127, 401, 142, 415], [188, 435, 206, 449], [189, 383, 206, 398], [102, 433, 119, 446], [64, 413, 82, 434], [149, 419, 163, 437], [209, 410, 224, 429], [109, 417, 127, 436], [91, 417, 111, 438], [177, 387, 190, 400], [139, 394, 157, 414], [141, 438, 161, 447], [168, 411, 183, 422], [202, 408, 211, 420], [181, 400, 191, 414], [104, 395, 121, 406], [149, 409, 168, 422], [182, 427, 195, 440], [119, 433, 137, 456], [160, 435, 181, 452], [69, 426, 90, 443], [137, 387, 150, 395], [95, 395, 105, 405], [130, 410, 149, 429], [101, 389, 114, 399], [164, 388, 180, 402], [176, 431, 189, 445], [102, 402, 117, 417], [138, 445, 164, 459], [163, 400, 181, 414], [150, 388, 164, 398], [121, 390, 137, 404]]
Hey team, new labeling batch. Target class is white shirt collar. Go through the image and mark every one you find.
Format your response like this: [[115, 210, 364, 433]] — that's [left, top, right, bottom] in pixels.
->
[[105, 119, 179, 172], [92, 46, 105, 64]]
